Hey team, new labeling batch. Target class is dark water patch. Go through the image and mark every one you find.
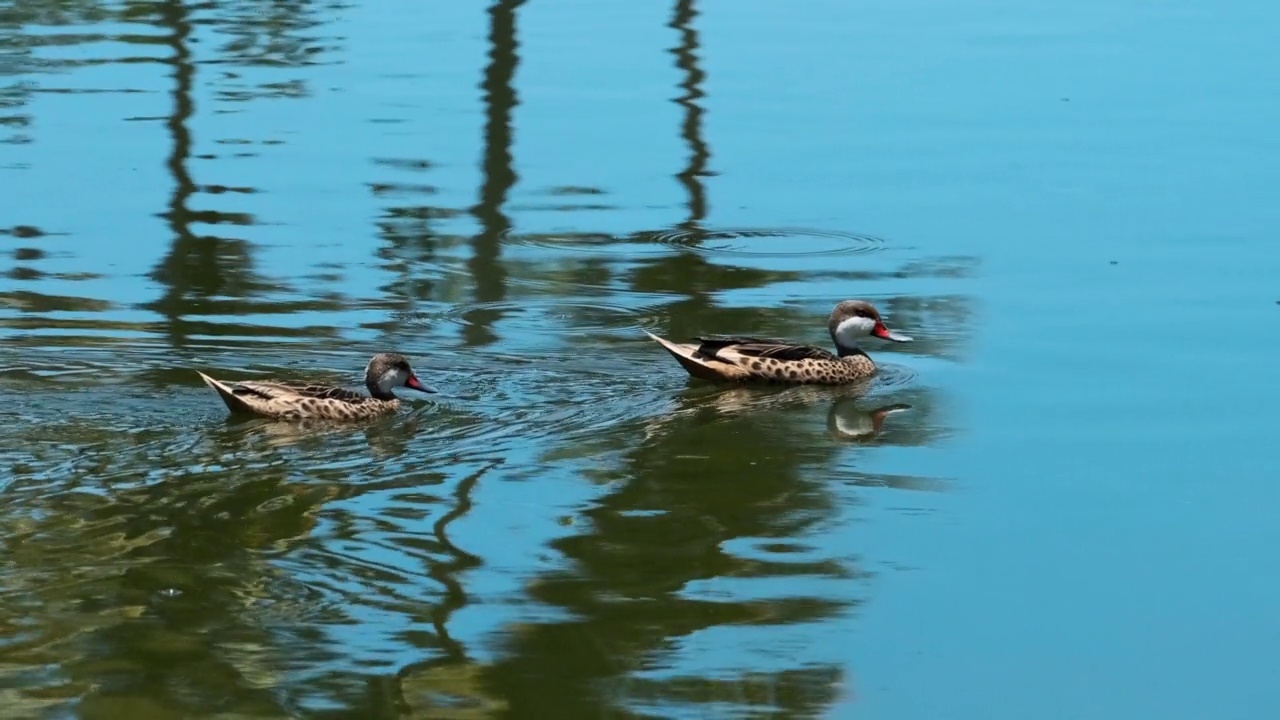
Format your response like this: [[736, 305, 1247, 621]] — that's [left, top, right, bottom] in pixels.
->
[[544, 185, 607, 196], [372, 157, 435, 172], [368, 181, 438, 197], [201, 184, 258, 195], [216, 85, 309, 103], [11, 31, 115, 51], [2, 251, 101, 279], [202, 2, 344, 68], [30, 87, 152, 95], [3, 225, 47, 238], [261, 80, 309, 97], [137, 295, 348, 317], [303, 271, 344, 283], [6, 266, 43, 280], [381, 204, 467, 222], [624, 668, 846, 719], [8, 246, 51, 262], [718, 537, 861, 580], [0, 289, 112, 312], [509, 202, 619, 212], [174, 209, 256, 226], [0, 318, 155, 340], [0, 429, 371, 704]]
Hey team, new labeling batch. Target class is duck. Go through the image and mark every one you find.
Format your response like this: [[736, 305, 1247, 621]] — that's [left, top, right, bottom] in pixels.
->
[[644, 300, 912, 385], [196, 352, 436, 421]]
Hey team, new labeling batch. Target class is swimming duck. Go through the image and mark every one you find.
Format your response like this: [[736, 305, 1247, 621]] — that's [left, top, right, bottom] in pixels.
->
[[197, 352, 435, 421], [645, 300, 912, 385]]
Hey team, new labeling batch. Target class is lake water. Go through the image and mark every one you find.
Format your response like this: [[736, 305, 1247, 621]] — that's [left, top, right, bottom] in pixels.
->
[[3, 0, 1280, 717]]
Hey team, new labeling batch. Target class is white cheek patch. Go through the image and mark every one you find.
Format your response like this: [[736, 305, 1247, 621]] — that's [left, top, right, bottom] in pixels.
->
[[379, 368, 406, 391], [835, 316, 877, 346]]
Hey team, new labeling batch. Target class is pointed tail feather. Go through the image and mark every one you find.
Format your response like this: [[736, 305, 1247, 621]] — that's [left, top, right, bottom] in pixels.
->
[[643, 331, 741, 381], [196, 371, 255, 414]]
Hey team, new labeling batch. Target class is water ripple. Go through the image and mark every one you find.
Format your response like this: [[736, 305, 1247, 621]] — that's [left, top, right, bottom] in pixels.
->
[[646, 227, 887, 257], [503, 227, 887, 259], [866, 363, 918, 393]]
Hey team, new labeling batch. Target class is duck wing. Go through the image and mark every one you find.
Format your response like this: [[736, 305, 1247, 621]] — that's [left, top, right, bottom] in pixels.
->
[[693, 337, 840, 363], [227, 380, 367, 403]]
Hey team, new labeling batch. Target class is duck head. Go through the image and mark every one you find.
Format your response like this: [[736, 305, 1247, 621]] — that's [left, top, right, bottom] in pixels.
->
[[827, 300, 912, 355], [365, 353, 437, 399]]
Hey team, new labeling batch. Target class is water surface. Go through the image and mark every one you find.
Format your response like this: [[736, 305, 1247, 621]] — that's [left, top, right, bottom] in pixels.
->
[[3, 0, 1280, 718]]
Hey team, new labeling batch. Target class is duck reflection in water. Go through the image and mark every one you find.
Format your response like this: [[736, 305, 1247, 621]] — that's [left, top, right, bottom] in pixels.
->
[[216, 412, 429, 458], [642, 382, 912, 445], [826, 397, 911, 442]]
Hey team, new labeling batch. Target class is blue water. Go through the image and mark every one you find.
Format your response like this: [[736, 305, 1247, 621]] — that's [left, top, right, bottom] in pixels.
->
[[3, 0, 1280, 717]]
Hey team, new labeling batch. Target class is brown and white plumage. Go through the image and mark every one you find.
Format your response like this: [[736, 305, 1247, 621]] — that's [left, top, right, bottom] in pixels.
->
[[197, 353, 435, 421], [645, 300, 912, 385]]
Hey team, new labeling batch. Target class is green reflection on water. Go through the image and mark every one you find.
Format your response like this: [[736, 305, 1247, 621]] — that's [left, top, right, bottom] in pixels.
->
[[0, 0, 970, 717]]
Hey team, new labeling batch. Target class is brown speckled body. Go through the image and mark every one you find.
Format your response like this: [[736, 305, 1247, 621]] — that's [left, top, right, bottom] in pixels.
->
[[196, 375, 399, 420], [196, 352, 433, 421], [644, 300, 911, 386], [645, 334, 877, 385]]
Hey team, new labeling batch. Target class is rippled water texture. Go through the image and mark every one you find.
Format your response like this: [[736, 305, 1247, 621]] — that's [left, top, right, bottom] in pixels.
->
[[4, 0, 1280, 718]]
